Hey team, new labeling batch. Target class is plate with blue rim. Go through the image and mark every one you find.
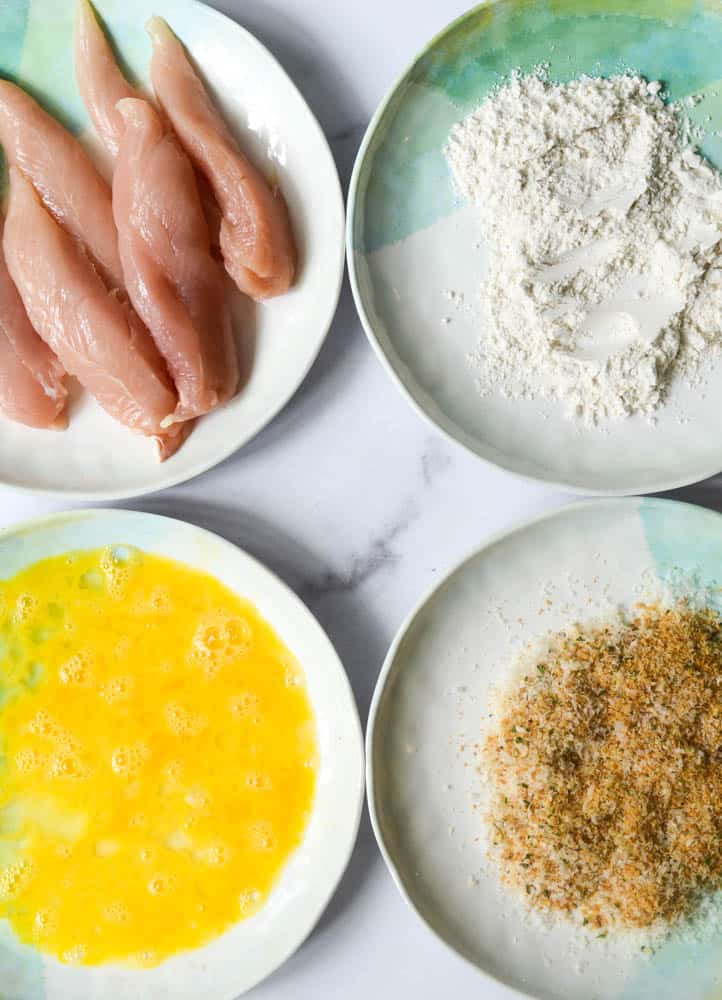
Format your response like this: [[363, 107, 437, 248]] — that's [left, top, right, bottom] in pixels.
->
[[348, 0, 722, 494], [367, 496, 722, 1000], [0, 507, 364, 998], [0, 0, 344, 500]]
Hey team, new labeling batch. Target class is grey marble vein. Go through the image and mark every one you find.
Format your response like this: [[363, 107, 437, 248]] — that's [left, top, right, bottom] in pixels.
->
[[301, 503, 418, 599], [421, 437, 453, 487]]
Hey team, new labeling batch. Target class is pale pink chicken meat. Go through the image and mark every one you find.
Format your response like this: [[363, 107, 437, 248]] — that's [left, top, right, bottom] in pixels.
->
[[147, 15, 296, 300], [0, 217, 67, 429], [74, 0, 141, 160], [3, 168, 188, 460], [113, 97, 238, 424], [0, 80, 123, 290]]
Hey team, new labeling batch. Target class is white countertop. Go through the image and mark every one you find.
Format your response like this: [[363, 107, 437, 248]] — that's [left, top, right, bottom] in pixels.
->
[[2, 1, 721, 997]]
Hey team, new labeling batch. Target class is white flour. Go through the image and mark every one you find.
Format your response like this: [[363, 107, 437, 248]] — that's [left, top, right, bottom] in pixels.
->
[[445, 73, 722, 424]]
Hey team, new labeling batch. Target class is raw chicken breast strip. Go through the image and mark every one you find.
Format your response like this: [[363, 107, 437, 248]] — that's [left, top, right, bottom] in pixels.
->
[[74, 0, 140, 160], [113, 98, 238, 424], [4, 168, 188, 460], [74, 1, 220, 237], [0, 217, 67, 429], [0, 80, 123, 290], [147, 16, 296, 300]]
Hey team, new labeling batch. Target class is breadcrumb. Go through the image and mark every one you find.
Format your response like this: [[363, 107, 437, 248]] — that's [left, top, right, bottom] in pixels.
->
[[480, 603, 722, 931]]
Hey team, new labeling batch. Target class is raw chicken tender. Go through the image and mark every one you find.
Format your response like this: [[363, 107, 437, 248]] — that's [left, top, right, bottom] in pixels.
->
[[0, 217, 67, 429], [3, 168, 186, 459], [0, 80, 123, 289], [75, 0, 140, 160], [113, 97, 238, 423], [147, 15, 296, 299]]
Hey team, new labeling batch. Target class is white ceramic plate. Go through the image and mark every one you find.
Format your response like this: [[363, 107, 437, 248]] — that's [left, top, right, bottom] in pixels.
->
[[0, 508, 364, 999], [347, 1, 722, 494], [0, 0, 344, 500], [368, 498, 722, 1000]]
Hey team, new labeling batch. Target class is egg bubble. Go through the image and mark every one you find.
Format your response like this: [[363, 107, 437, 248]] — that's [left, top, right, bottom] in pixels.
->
[[223, 616, 252, 652], [0, 859, 32, 897], [100, 547, 137, 597], [100, 675, 134, 704], [245, 771, 272, 791], [56, 731, 80, 753], [149, 588, 172, 615], [239, 889, 261, 914], [59, 652, 94, 687], [190, 614, 252, 672], [105, 567, 130, 599], [62, 944, 86, 965], [14, 748, 39, 773], [13, 592, 38, 624], [198, 843, 231, 867], [49, 751, 87, 781], [229, 692, 261, 717], [131, 949, 156, 967], [284, 666, 303, 688], [139, 847, 154, 863], [102, 900, 129, 924], [33, 908, 57, 939], [27, 710, 56, 737], [165, 759, 183, 781], [184, 786, 211, 811], [167, 830, 192, 851], [164, 702, 206, 737], [250, 822, 276, 852], [148, 873, 176, 896], [111, 742, 149, 777]]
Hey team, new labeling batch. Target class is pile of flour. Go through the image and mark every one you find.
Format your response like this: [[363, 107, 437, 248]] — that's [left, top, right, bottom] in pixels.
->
[[445, 72, 722, 424]]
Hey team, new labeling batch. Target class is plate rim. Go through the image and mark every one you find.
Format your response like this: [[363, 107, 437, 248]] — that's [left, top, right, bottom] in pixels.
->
[[0, 506, 365, 999], [2, 0, 346, 503], [345, 0, 722, 498], [365, 495, 715, 998]]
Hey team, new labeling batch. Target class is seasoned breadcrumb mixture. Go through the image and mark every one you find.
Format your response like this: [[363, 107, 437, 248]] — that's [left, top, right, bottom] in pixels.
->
[[480, 603, 722, 932]]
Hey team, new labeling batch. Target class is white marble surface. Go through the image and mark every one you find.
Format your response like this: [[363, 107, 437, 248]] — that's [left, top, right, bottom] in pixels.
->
[[2, 1, 722, 997]]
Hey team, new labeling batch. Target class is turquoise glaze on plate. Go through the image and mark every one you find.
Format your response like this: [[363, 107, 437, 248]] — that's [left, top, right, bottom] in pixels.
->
[[0, 1, 30, 82], [640, 497, 722, 609], [352, 0, 722, 253], [348, 1, 722, 496]]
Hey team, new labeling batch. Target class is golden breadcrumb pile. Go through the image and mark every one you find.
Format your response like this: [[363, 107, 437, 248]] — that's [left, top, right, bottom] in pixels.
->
[[481, 603, 722, 931]]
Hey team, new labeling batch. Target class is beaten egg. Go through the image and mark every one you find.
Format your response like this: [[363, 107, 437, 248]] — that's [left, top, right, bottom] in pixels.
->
[[0, 546, 317, 966]]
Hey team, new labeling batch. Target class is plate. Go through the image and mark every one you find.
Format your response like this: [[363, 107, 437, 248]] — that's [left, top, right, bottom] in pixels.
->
[[348, 0, 722, 495], [0, 0, 344, 500], [0, 508, 364, 999], [367, 497, 722, 1000]]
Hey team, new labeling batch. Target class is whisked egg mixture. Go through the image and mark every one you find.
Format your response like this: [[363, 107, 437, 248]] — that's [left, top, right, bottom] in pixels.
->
[[0, 546, 317, 966]]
